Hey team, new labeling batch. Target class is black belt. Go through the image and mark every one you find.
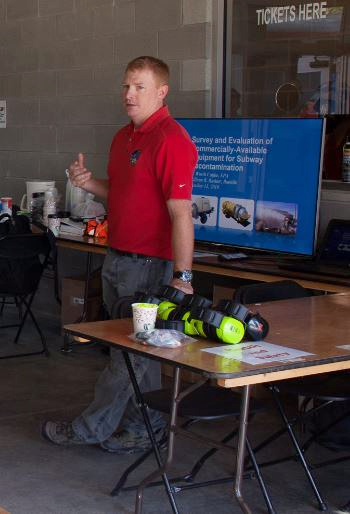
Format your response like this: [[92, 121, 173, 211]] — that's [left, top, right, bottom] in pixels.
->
[[111, 248, 150, 260]]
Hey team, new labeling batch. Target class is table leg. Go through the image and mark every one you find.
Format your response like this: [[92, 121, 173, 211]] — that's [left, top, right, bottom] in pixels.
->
[[122, 352, 180, 514], [52, 244, 61, 306], [79, 251, 93, 323], [234, 384, 253, 514]]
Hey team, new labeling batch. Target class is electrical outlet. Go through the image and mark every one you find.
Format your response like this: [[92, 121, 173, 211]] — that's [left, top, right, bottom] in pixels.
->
[[0, 100, 6, 128]]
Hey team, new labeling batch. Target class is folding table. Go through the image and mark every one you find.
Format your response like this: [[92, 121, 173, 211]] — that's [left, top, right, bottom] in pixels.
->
[[64, 293, 350, 514]]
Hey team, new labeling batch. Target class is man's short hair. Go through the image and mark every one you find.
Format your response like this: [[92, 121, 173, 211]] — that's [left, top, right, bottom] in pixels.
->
[[126, 56, 169, 86]]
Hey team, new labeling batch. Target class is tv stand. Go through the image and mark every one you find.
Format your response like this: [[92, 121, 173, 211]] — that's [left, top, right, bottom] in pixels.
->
[[192, 253, 350, 293]]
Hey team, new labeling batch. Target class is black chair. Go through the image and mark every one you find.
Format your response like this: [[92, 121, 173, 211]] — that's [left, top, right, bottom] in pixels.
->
[[233, 279, 313, 305], [110, 295, 277, 514], [258, 371, 350, 513], [233, 280, 345, 511], [110, 295, 134, 319], [0, 232, 51, 359], [269, 371, 350, 463]]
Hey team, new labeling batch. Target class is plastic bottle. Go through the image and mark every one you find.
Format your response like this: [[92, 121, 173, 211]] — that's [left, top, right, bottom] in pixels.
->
[[29, 192, 45, 222], [47, 213, 61, 237], [342, 137, 350, 183], [43, 188, 58, 226]]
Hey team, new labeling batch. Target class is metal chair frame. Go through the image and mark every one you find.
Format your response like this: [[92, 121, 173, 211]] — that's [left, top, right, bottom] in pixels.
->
[[251, 374, 350, 472], [0, 232, 51, 359]]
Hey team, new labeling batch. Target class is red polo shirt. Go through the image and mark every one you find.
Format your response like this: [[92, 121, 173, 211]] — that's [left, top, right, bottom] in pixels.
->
[[107, 106, 197, 260]]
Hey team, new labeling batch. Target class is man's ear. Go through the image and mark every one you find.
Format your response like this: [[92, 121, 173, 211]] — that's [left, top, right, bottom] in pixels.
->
[[158, 84, 169, 100]]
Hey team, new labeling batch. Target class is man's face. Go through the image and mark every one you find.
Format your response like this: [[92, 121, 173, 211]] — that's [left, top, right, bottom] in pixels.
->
[[122, 68, 168, 127]]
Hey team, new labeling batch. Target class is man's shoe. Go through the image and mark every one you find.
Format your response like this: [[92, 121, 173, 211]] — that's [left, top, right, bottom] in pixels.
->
[[41, 421, 86, 446], [100, 427, 167, 454]]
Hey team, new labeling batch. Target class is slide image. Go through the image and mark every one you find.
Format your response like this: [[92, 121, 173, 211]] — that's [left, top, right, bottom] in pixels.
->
[[255, 201, 298, 235], [219, 197, 254, 231], [191, 195, 218, 226]]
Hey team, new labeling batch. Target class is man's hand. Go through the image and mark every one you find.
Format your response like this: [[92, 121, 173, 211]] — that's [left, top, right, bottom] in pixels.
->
[[170, 277, 193, 295], [68, 152, 92, 189]]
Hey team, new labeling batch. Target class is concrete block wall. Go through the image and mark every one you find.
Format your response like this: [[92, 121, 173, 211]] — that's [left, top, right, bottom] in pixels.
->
[[0, 0, 213, 206]]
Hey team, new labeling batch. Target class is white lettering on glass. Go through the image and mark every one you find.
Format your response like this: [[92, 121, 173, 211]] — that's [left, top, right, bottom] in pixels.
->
[[256, 2, 327, 26]]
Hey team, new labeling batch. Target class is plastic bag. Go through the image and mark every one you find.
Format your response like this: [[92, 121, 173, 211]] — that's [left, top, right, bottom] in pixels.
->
[[130, 329, 196, 348], [65, 171, 106, 218], [65, 173, 88, 215], [80, 194, 106, 218]]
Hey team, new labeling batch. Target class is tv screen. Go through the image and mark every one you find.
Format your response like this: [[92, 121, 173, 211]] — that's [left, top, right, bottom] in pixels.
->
[[177, 118, 325, 257]]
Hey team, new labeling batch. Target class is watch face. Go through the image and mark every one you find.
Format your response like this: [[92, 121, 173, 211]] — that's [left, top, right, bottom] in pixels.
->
[[174, 270, 193, 282]]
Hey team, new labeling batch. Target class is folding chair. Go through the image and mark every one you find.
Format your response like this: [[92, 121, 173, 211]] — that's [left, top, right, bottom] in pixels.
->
[[109, 294, 277, 514], [232, 279, 313, 305], [0, 232, 51, 359], [269, 371, 350, 467], [110, 295, 134, 319]]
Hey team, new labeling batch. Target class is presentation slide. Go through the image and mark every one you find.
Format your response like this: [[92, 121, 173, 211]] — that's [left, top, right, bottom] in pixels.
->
[[178, 118, 324, 256]]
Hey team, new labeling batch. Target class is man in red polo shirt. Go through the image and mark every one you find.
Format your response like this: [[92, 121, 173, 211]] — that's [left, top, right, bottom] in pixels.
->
[[42, 56, 198, 453]]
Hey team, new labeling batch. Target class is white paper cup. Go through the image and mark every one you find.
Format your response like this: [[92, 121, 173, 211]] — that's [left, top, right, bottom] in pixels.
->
[[132, 303, 158, 333]]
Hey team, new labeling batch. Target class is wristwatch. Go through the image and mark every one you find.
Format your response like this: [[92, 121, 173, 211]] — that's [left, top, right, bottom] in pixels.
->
[[173, 270, 193, 283]]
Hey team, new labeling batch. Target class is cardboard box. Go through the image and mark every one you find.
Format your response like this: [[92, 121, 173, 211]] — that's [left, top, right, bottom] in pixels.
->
[[61, 269, 103, 326]]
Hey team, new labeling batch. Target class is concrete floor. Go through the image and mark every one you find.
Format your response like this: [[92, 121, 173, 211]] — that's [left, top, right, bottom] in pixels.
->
[[1, 310, 350, 514]]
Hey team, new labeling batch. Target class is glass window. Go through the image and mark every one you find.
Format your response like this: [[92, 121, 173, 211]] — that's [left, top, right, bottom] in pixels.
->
[[225, 0, 350, 179], [226, 1, 350, 118]]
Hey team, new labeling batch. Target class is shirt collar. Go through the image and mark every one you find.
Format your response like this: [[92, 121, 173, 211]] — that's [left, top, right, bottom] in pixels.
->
[[129, 105, 170, 135]]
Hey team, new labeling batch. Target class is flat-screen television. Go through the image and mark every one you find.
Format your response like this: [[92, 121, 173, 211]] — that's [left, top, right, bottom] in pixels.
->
[[177, 118, 325, 257]]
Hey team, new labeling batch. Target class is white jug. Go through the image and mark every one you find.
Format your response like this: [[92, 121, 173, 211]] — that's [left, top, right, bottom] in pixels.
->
[[65, 175, 88, 217], [20, 180, 55, 211]]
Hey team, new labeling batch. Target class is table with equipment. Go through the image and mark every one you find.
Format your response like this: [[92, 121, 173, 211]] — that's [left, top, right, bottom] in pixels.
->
[[56, 234, 350, 295], [64, 293, 350, 514]]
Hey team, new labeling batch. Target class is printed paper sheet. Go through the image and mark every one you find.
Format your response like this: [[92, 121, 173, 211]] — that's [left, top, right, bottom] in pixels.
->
[[202, 341, 314, 365]]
